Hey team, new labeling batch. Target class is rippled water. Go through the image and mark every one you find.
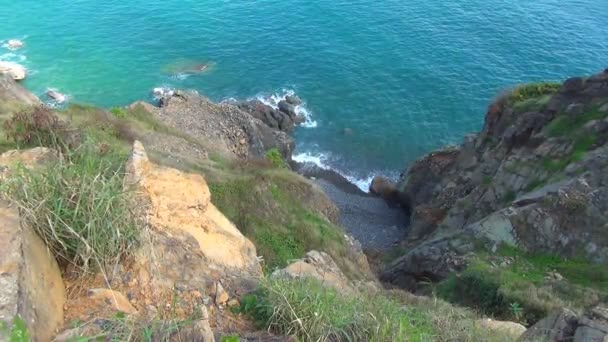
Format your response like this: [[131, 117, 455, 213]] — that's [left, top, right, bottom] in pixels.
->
[[2, 0, 607, 188]]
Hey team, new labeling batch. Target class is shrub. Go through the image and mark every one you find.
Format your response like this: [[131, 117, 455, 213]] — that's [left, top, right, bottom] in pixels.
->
[[509, 82, 561, 104], [244, 278, 436, 342], [4, 135, 138, 275], [265, 148, 288, 169], [110, 107, 128, 119], [2, 106, 71, 148]]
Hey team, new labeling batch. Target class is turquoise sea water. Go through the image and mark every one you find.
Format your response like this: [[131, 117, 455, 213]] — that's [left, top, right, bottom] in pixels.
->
[[2, 0, 607, 188]]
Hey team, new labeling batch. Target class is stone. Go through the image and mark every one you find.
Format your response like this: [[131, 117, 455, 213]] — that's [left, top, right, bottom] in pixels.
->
[[0, 147, 58, 179], [45, 89, 67, 103], [0, 61, 26, 80], [278, 100, 297, 119], [272, 251, 354, 293], [0, 74, 40, 105], [87, 288, 138, 315], [369, 175, 405, 207], [520, 308, 578, 341], [0, 200, 65, 342], [227, 299, 240, 307], [285, 95, 302, 106], [214, 282, 229, 305], [476, 319, 526, 339], [561, 77, 586, 93]]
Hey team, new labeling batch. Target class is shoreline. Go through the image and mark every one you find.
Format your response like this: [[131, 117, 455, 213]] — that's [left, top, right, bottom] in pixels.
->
[[293, 161, 409, 250]]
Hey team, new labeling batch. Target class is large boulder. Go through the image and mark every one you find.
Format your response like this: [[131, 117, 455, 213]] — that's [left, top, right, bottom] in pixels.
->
[[272, 251, 354, 293], [476, 319, 526, 340], [0, 62, 26, 81], [0, 200, 65, 342], [125, 140, 262, 273], [521, 306, 608, 342]]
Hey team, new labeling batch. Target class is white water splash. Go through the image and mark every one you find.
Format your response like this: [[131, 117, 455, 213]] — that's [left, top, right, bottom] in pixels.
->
[[256, 89, 318, 128]]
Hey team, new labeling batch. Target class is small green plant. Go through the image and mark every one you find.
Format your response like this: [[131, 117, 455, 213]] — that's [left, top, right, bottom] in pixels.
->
[[509, 302, 524, 322], [221, 335, 240, 342], [110, 107, 128, 119], [482, 175, 493, 186], [0, 317, 30, 342], [265, 148, 288, 169]]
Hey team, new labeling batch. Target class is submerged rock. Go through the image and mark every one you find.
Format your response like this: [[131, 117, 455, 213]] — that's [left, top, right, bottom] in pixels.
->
[[6, 39, 24, 50]]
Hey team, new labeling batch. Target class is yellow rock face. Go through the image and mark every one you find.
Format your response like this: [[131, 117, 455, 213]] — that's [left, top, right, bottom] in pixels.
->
[[0, 200, 65, 342], [126, 140, 261, 273]]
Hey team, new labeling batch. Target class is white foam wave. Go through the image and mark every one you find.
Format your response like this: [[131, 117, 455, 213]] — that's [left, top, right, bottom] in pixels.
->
[[152, 86, 175, 99], [256, 89, 318, 128], [292, 151, 332, 170], [293, 151, 374, 192], [0, 52, 26, 62]]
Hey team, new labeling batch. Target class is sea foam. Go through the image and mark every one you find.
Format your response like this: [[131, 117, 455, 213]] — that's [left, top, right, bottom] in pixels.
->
[[293, 151, 376, 192]]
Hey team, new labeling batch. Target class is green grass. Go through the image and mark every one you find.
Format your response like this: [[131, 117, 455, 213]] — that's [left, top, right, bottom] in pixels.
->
[[512, 94, 552, 113], [3, 131, 138, 275], [242, 278, 436, 342], [208, 171, 350, 274], [437, 245, 608, 325], [240, 278, 516, 342], [546, 109, 607, 138], [503, 190, 517, 203], [542, 132, 599, 173]]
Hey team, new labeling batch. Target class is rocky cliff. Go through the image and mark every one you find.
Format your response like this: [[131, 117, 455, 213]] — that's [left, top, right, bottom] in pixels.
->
[[382, 69, 608, 289]]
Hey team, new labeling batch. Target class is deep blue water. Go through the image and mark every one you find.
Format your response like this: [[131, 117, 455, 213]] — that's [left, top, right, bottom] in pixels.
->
[[2, 0, 607, 188]]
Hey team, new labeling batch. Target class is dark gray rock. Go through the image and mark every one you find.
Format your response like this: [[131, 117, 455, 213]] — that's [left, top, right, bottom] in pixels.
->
[[285, 95, 302, 106], [278, 100, 297, 119]]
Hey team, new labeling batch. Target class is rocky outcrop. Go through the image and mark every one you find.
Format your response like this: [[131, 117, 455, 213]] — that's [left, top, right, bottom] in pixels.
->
[[0, 74, 39, 105], [0, 201, 65, 342], [125, 140, 261, 273], [521, 306, 608, 342], [0, 62, 26, 81], [384, 69, 608, 286], [156, 90, 294, 159], [64, 141, 261, 336]]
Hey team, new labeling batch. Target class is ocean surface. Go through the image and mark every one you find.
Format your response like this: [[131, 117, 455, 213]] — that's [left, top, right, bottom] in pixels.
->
[[2, 0, 607, 189]]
